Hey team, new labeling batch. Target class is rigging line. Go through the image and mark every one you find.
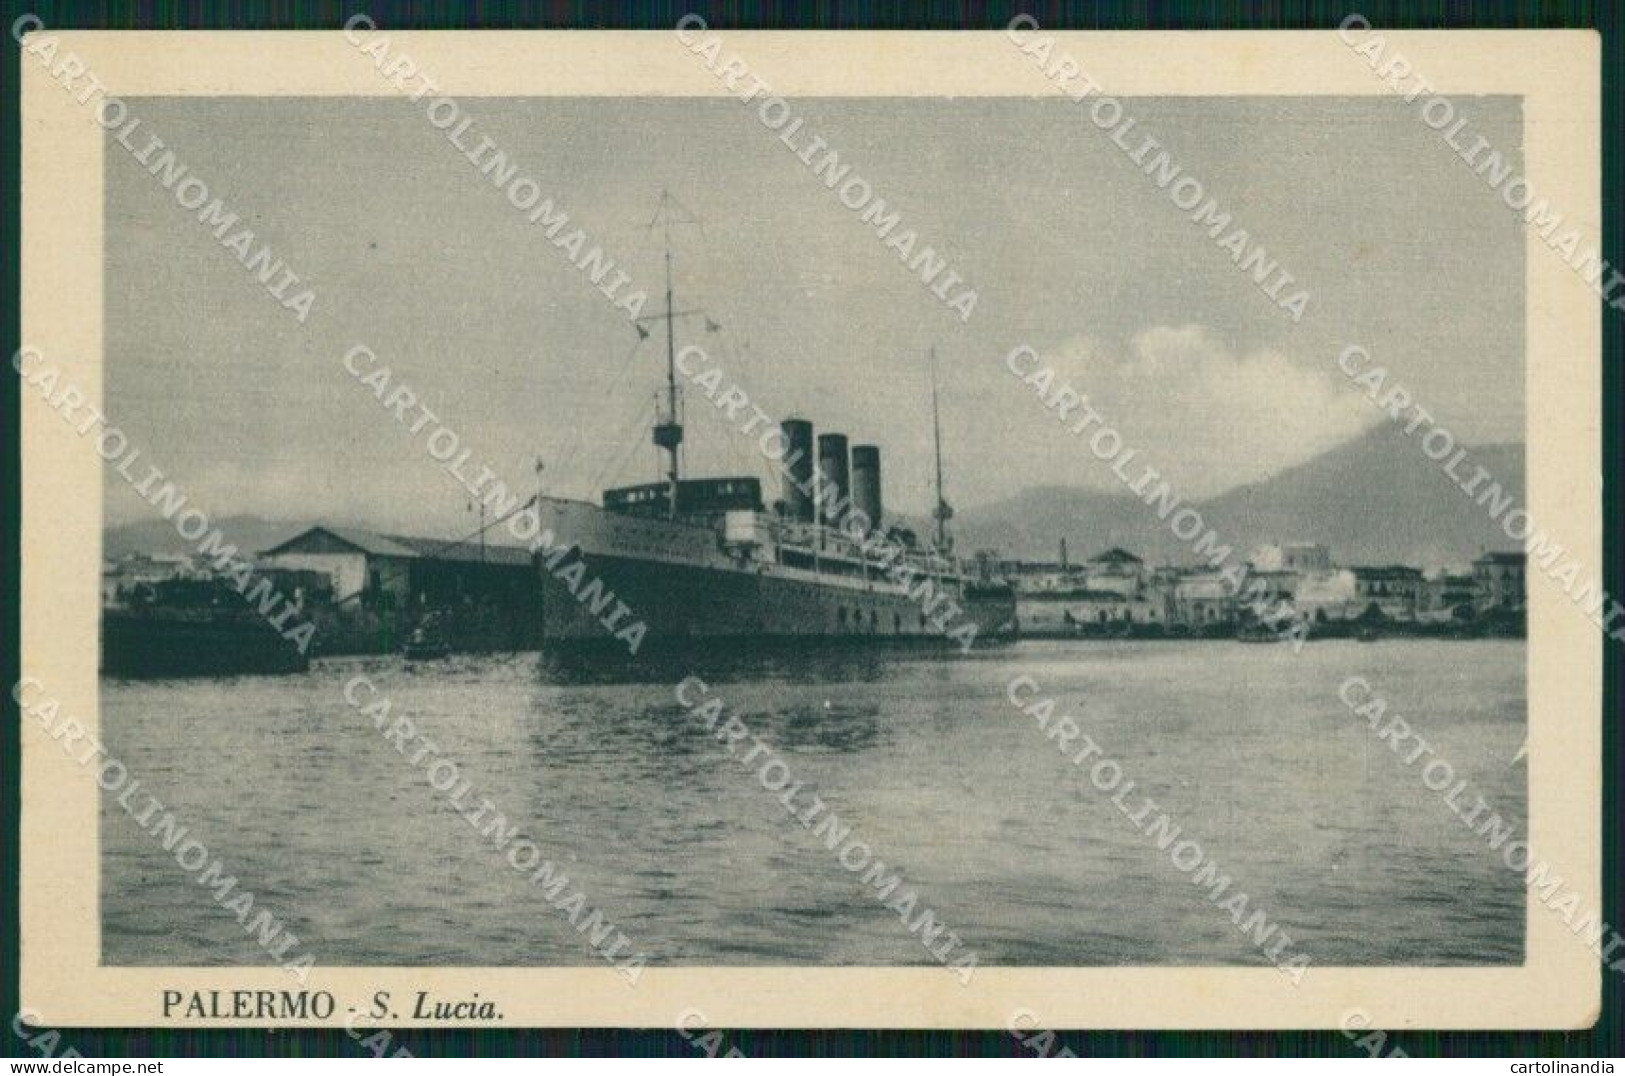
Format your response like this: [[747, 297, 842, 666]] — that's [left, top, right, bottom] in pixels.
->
[[698, 346, 760, 487], [590, 392, 656, 495], [425, 493, 539, 556], [600, 395, 658, 492], [579, 372, 656, 496], [715, 329, 775, 496], [586, 417, 634, 496], [690, 345, 736, 483], [601, 424, 645, 493], [707, 377, 759, 483], [550, 335, 649, 486], [729, 333, 776, 491]]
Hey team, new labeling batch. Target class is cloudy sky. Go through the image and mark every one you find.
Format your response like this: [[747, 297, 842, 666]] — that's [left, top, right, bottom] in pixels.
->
[[104, 94, 1523, 532]]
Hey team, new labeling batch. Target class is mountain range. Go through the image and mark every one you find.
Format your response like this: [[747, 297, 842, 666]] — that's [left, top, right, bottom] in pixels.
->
[[949, 422, 1524, 568], [103, 423, 1524, 570]]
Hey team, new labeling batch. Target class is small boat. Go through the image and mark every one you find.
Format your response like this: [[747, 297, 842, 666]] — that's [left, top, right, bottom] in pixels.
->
[[404, 632, 451, 661], [1236, 615, 1305, 643], [403, 614, 452, 661]]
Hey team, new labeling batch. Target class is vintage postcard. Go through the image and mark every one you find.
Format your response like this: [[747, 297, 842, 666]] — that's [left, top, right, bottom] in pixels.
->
[[16, 26, 1603, 1030]]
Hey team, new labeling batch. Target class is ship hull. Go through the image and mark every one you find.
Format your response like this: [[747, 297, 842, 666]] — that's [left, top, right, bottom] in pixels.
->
[[539, 550, 1015, 650]]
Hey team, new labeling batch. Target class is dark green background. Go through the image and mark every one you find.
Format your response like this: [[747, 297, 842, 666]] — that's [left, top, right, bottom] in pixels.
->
[[2, 0, 1618, 1058]]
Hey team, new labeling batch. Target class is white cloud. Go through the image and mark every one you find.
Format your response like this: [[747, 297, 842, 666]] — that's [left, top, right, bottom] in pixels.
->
[[1036, 325, 1383, 498]]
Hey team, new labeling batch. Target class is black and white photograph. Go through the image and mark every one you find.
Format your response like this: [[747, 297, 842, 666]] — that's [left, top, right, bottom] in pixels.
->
[[11, 21, 1609, 1047]]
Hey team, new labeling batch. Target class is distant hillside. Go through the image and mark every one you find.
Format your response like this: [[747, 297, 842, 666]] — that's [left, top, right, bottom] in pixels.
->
[[102, 515, 307, 561], [953, 423, 1525, 567], [103, 425, 1525, 569]]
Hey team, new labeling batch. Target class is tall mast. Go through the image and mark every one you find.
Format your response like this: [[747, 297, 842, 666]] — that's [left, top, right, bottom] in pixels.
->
[[662, 241, 680, 511], [930, 347, 953, 552], [646, 191, 696, 519]]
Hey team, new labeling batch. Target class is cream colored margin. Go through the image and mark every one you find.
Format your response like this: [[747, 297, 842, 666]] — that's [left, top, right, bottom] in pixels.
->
[[20, 29, 1601, 1029]]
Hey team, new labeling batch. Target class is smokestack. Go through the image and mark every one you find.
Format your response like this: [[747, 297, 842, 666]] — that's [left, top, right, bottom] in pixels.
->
[[850, 444, 882, 533], [816, 433, 850, 526], [781, 418, 815, 522]]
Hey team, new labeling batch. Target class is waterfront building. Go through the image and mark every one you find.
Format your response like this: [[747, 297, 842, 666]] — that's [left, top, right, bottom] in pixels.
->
[[1473, 552, 1527, 611], [1419, 569, 1480, 623], [1349, 566, 1424, 621], [997, 558, 1087, 595], [1282, 542, 1331, 571], [258, 525, 540, 651], [1170, 573, 1235, 630], [1248, 542, 1332, 573], [1085, 547, 1146, 598], [1292, 569, 1360, 623], [260, 525, 535, 602], [1238, 568, 1298, 611]]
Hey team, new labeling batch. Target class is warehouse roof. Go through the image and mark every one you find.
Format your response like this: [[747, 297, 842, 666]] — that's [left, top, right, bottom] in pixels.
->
[[261, 525, 534, 568]]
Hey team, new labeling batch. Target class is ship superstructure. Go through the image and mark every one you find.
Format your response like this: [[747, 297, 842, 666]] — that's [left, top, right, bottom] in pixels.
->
[[534, 195, 1013, 651]]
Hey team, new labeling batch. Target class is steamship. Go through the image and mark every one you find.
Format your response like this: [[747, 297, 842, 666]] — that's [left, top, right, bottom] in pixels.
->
[[533, 196, 1015, 652]]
